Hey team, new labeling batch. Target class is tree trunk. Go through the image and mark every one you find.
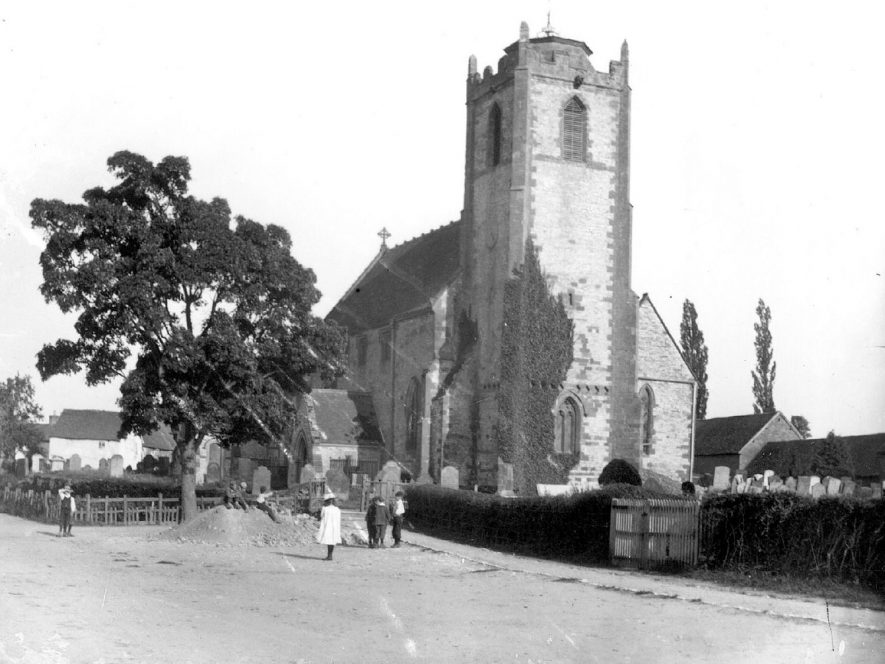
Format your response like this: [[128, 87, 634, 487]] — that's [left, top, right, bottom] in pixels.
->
[[178, 424, 199, 523]]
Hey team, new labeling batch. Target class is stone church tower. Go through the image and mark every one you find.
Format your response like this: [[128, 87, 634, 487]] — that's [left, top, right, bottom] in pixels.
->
[[322, 22, 696, 492]]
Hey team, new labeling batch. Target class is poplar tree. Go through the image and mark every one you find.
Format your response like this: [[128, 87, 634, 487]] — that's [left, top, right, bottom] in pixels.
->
[[751, 298, 776, 414], [679, 299, 709, 419]]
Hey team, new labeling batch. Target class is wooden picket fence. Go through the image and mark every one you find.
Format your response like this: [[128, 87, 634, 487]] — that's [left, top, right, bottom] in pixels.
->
[[609, 498, 700, 570], [0, 486, 221, 526]]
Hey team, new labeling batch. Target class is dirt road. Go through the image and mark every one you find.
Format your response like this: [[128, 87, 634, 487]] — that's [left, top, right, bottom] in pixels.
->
[[1, 513, 882, 663]]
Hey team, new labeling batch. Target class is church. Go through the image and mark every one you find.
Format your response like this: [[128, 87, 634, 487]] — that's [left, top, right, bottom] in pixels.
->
[[293, 22, 697, 494]]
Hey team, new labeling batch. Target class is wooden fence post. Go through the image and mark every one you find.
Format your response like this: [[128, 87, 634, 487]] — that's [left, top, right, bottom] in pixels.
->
[[158, 493, 164, 524], [86, 494, 92, 524], [123, 495, 128, 525]]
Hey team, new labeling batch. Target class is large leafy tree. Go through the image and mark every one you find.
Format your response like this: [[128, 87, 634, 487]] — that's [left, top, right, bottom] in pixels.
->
[[790, 415, 811, 439], [0, 374, 43, 460], [751, 298, 776, 414], [31, 151, 344, 520], [679, 299, 709, 419]]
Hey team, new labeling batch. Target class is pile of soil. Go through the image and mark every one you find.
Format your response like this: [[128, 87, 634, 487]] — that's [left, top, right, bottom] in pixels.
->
[[156, 506, 368, 547]]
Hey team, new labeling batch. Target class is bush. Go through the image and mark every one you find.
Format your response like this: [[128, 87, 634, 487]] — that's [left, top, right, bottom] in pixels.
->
[[9, 472, 222, 499], [404, 483, 665, 561], [598, 459, 642, 486], [700, 493, 885, 592]]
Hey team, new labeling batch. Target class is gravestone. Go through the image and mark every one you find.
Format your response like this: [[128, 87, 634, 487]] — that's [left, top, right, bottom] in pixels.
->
[[50, 457, 64, 472], [735, 479, 748, 494], [287, 464, 300, 488], [415, 472, 433, 485], [840, 479, 856, 496], [208, 443, 221, 466], [63, 459, 70, 471], [237, 458, 253, 485], [99, 458, 109, 474], [109, 454, 124, 477], [311, 454, 324, 473], [768, 476, 784, 491], [299, 463, 316, 483], [31, 454, 44, 473], [762, 470, 775, 487], [809, 475, 821, 488], [810, 483, 825, 498], [796, 476, 811, 495], [325, 468, 350, 502], [825, 477, 841, 495], [252, 466, 272, 495], [380, 461, 401, 485], [82, 465, 92, 471], [870, 484, 882, 500], [206, 462, 221, 484], [713, 466, 731, 490], [498, 458, 514, 493], [440, 465, 459, 489], [857, 486, 872, 499], [785, 477, 797, 491], [14, 458, 27, 476], [68, 454, 81, 471], [156, 457, 170, 476]]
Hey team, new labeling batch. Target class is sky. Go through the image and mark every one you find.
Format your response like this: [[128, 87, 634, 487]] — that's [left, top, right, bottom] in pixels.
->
[[1, 1, 883, 438]]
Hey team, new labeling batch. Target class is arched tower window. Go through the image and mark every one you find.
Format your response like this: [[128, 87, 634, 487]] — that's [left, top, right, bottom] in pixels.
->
[[562, 97, 587, 162], [489, 103, 503, 166], [404, 376, 424, 454], [555, 396, 582, 454], [639, 385, 654, 456]]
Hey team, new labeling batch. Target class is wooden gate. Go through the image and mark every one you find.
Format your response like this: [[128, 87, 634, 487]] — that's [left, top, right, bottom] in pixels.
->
[[609, 498, 699, 570]]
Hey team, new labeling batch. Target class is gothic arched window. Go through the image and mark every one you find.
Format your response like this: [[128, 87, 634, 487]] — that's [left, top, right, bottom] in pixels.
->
[[404, 376, 424, 453], [555, 396, 581, 454], [639, 385, 654, 456], [562, 96, 587, 162], [489, 103, 503, 166]]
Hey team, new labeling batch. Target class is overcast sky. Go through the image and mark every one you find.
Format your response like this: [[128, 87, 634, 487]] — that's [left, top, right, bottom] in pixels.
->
[[1, 1, 883, 437]]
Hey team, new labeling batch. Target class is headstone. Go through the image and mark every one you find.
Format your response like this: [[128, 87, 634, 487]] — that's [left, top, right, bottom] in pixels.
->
[[857, 486, 873, 499], [109, 454, 124, 477], [311, 454, 324, 473], [768, 476, 784, 491], [713, 466, 731, 490], [748, 483, 764, 494], [206, 462, 221, 484], [325, 468, 350, 502], [99, 458, 109, 474], [68, 454, 81, 471], [380, 461, 400, 485], [536, 484, 571, 496], [797, 476, 811, 495], [810, 483, 825, 498], [31, 454, 44, 473], [809, 475, 821, 487], [14, 458, 27, 476], [237, 458, 253, 484], [287, 464, 300, 488], [50, 456, 64, 472], [140, 454, 157, 473], [762, 470, 775, 487], [252, 466, 272, 495], [414, 472, 433, 485], [208, 443, 221, 466], [498, 458, 514, 493], [156, 457, 170, 476], [735, 479, 748, 494], [299, 463, 316, 484], [840, 479, 856, 496], [785, 477, 797, 491], [870, 484, 882, 500], [82, 465, 92, 471], [825, 477, 841, 495], [440, 465, 459, 489]]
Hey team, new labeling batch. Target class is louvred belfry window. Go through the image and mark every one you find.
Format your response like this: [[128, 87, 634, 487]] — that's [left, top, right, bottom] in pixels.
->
[[562, 97, 586, 161]]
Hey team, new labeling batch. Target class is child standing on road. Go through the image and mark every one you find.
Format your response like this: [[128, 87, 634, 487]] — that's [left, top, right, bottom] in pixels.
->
[[316, 491, 341, 561], [390, 491, 406, 548], [58, 485, 76, 537], [372, 495, 391, 548], [365, 495, 377, 548]]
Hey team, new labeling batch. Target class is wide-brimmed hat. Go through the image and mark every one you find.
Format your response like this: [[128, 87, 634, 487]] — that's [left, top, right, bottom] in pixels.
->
[[323, 490, 336, 500], [63, 484, 72, 490]]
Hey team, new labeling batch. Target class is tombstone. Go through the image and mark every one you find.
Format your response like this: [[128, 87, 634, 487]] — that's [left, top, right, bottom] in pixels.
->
[[287, 464, 300, 489], [237, 457, 253, 485], [414, 472, 433, 485], [325, 468, 350, 502], [311, 454, 324, 473], [857, 486, 873, 500], [252, 466, 272, 495], [99, 458, 109, 475], [713, 466, 731, 490], [810, 483, 825, 498], [63, 459, 70, 471], [440, 465, 459, 489], [208, 443, 221, 466], [785, 476, 797, 492], [796, 476, 812, 495], [50, 456, 64, 472], [380, 461, 401, 485], [734, 479, 747, 494], [825, 477, 841, 495], [82, 465, 92, 472], [206, 462, 221, 484], [870, 484, 882, 500], [109, 454, 124, 478], [768, 476, 784, 491], [498, 458, 515, 493], [809, 475, 821, 487], [156, 457, 170, 476], [14, 458, 28, 476], [762, 470, 775, 487], [840, 479, 856, 496], [68, 454, 81, 472], [299, 463, 316, 484], [31, 454, 44, 474]]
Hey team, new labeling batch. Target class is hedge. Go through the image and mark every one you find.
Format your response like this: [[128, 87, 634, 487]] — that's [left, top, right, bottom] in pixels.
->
[[5, 472, 223, 499], [700, 493, 885, 591], [404, 483, 666, 562]]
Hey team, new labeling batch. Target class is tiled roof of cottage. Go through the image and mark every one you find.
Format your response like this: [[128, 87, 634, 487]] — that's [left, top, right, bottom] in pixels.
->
[[143, 427, 176, 451], [694, 413, 779, 456], [308, 389, 382, 445], [51, 409, 125, 441], [326, 220, 461, 333], [747, 433, 885, 477]]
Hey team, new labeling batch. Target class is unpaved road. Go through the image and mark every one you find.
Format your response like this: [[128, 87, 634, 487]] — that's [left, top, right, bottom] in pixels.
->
[[0, 513, 882, 663]]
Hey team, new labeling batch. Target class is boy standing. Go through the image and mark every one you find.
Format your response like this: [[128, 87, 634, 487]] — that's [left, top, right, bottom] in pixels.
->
[[365, 496, 377, 548], [390, 491, 406, 548], [372, 495, 391, 548], [58, 485, 76, 537]]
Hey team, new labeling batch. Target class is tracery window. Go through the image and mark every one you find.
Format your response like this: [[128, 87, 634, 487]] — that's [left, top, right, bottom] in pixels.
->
[[555, 396, 581, 454], [404, 376, 424, 453]]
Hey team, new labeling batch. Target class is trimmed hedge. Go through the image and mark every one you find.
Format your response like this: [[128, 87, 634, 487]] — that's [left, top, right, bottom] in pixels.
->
[[404, 483, 666, 562], [700, 493, 885, 591], [7, 472, 223, 498]]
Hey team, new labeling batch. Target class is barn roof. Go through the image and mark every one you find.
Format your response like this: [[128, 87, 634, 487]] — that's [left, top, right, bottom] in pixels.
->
[[51, 409, 125, 441], [694, 413, 780, 456], [142, 427, 176, 451], [747, 433, 885, 478], [326, 220, 461, 333]]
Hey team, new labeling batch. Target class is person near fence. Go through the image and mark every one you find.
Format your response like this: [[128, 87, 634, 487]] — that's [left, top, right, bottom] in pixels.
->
[[57, 485, 76, 537], [371, 495, 391, 548], [365, 495, 377, 548], [316, 490, 341, 561], [255, 486, 279, 522], [390, 490, 406, 548]]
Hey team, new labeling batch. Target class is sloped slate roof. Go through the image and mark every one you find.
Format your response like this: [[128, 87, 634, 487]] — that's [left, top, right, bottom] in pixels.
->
[[143, 427, 176, 451], [747, 433, 885, 477], [326, 220, 461, 333], [51, 409, 125, 441], [308, 389, 382, 445], [694, 413, 777, 456]]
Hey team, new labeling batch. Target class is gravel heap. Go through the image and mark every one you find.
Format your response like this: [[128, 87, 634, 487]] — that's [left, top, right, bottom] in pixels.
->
[[156, 506, 368, 548]]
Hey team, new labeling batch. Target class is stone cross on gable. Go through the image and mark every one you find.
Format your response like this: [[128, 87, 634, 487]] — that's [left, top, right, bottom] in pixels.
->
[[378, 227, 391, 248]]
